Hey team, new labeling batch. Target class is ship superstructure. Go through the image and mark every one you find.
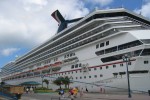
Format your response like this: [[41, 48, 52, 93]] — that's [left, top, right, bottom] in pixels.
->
[[1, 8, 150, 92]]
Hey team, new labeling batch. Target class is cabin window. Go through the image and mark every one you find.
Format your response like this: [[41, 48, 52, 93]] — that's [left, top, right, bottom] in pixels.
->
[[106, 41, 109, 46], [96, 44, 99, 49], [118, 40, 142, 50], [106, 66, 109, 69], [71, 65, 74, 69], [80, 77, 82, 79], [89, 76, 91, 78], [80, 70, 82, 73], [75, 64, 78, 68], [94, 75, 97, 78], [113, 73, 118, 78], [100, 74, 103, 77], [120, 63, 123, 67], [105, 46, 117, 54], [94, 68, 97, 70], [141, 49, 150, 56], [100, 67, 102, 70], [100, 43, 104, 47], [95, 50, 104, 56], [89, 68, 91, 71], [128, 62, 131, 65], [144, 61, 149, 64], [79, 63, 82, 67], [84, 76, 86, 79], [113, 65, 116, 68]]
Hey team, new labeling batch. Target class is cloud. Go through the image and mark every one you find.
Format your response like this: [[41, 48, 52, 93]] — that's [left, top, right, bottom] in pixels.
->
[[86, 0, 113, 7], [0, 0, 89, 50], [134, 1, 150, 18], [0, 48, 20, 56], [21, 0, 48, 11], [93, 0, 113, 6]]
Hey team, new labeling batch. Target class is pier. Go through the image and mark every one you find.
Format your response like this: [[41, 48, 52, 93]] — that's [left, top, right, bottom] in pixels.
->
[[19, 92, 150, 100]]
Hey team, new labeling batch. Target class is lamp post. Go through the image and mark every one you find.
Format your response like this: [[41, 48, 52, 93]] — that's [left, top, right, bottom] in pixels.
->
[[122, 54, 132, 98]]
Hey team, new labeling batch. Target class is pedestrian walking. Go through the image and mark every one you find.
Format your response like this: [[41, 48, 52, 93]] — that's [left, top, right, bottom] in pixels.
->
[[86, 88, 88, 92], [26, 88, 29, 94], [73, 87, 78, 98], [30, 87, 33, 93], [59, 89, 65, 98]]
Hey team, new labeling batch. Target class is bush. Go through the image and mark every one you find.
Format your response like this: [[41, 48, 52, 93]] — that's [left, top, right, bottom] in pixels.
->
[[55, 88, 69, 92], [34, 89, 54, 93], [35, 87, 48, 90], [34, 87, 53, 93]]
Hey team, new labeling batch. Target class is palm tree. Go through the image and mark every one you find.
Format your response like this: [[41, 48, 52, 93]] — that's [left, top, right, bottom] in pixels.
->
[[53, 77, 63, 89], [63, 76, 72, 89], [43, 79, 49, 89], [53, 76, 72, 89]]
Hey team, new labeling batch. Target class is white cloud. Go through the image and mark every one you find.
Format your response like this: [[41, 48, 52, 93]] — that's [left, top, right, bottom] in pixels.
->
[[87, 0, 113, 7], [0, 0, 89, 50], [21, 0, 48, 11], [134, 1, 150, 18], [0, 48, 20, 56]]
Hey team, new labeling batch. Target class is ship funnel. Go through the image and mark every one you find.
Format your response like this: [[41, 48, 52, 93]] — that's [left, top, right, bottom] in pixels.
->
[[51, 10, 83, 33]]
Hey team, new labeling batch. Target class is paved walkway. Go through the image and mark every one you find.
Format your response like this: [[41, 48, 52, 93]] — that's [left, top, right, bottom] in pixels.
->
[[20, 92, 150, 100]]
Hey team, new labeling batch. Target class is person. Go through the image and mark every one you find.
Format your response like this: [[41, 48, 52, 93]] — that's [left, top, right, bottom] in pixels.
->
[[73, 87, 78, 98], [30, 87, 33, 93], [80, 88, 84, 98], [26, 88, 29, 94], [68, 88, 74, 100], [86, 88, 88, 92], [59, 89, 65, 98], [68, 88, 73, 97]]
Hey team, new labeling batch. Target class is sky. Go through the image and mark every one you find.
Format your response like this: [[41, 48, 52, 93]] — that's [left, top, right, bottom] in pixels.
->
[[0, 0, 150, 68]]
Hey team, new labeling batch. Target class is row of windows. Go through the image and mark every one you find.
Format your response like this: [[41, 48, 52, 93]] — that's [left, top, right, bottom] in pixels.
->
[[144, 61, 149, 64], [54, 58, 58, 62], [74, 74, 103, 80], [95, 40, 142, 56], [71, 63, 82, 69], [4, 59, 150, 81], [4, 62, 132, 81], [101, 50, 142, 63], [64, 53, 75, 58], [96, 41, 109, 49]]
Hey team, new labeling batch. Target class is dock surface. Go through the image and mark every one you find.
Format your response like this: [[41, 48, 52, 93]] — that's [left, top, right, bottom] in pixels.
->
[[20, 92, 150, 100]]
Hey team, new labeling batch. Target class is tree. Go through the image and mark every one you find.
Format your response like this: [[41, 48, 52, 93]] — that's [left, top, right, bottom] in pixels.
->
[[53, 76, 72, 89], [43, 79, 49, 89], [53, 77, 63, 89], [63, 76, 72, 89]]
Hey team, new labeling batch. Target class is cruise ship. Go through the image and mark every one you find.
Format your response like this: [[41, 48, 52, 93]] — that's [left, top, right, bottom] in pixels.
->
[[1, 8, 150, 93]]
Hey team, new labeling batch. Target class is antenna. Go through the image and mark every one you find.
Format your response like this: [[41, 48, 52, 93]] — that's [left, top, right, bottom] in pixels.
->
[[121, 0, 124, 8], [95, 7, 98, 11], [140, 0, 144, 15]]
